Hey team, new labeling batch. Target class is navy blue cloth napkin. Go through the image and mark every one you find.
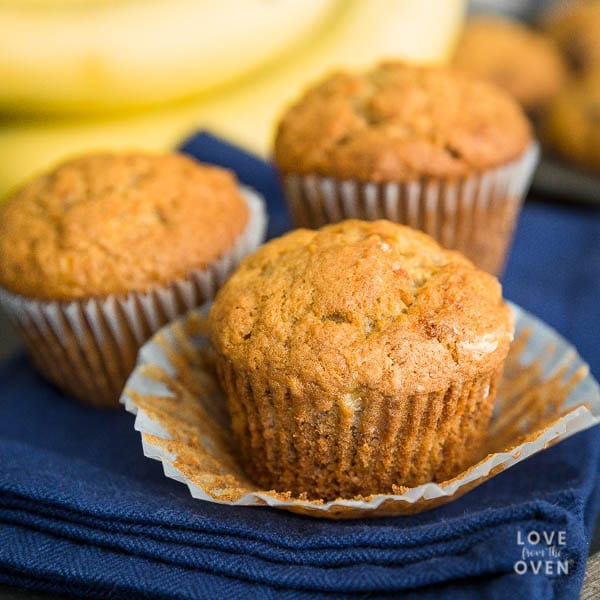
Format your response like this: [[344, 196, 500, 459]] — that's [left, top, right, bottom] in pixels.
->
[[0, 133, 599, 600]]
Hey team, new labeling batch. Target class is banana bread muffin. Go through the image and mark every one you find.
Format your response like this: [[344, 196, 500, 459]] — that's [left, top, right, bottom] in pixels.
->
[[543, 73, 600, 172], [542, 0, 600, 74], [209, 219, 513, 500], [452, 17, 567, 113], [0, 152, 266, 406], [274, 61, 538, 274]]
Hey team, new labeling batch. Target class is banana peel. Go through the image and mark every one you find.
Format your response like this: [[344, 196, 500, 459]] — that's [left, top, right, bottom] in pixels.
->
[[0, 0, 465, 200], [0, 0, 337, 114]]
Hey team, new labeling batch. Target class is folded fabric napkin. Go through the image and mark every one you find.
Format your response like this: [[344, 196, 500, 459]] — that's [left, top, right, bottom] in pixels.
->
[[1, 133, 599, 599]]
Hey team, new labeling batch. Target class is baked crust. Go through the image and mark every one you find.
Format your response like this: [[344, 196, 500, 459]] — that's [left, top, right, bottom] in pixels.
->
[[0, 152, 248, 300], [274, 61, 532, 181]]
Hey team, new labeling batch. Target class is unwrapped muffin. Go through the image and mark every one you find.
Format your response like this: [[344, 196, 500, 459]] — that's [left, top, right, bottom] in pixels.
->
[[452, 16, 567, 113], [274, 61, 539, 275], [209, 220, 513, 500], [0, 152, 266, 407]]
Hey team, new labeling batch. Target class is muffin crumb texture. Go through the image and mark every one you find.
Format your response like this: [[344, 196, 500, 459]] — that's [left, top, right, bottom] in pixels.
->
[[209, 220, 513, 499], [274, 61, 532, 181], [0, 152, 248, 300]]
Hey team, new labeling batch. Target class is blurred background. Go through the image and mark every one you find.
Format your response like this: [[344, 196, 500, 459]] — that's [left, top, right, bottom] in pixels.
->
[[0, 0, 463, 200], [0, 0, 597, 207]]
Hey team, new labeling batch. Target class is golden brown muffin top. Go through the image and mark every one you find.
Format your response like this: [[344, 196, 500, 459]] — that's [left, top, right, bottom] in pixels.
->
[[452, 17, 567, 112], [0, 152, 249, 300], [542, 0, 600, 73], [209, 220, 513, 396], [542, 72, 600, 171], [273, 61, 532, 181]]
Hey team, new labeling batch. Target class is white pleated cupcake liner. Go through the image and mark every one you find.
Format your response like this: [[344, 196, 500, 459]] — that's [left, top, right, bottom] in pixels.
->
[[282, 143, 540, 274], [0, 187, 267, 407], [120, 302, 600, 518]]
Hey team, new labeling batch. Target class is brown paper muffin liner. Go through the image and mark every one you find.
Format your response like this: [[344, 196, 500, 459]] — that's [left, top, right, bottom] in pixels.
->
[[215, 361, 504, 500], [281, 143, 540, 274], [121, 302, 600, 518], [0, 187, 267, 408]]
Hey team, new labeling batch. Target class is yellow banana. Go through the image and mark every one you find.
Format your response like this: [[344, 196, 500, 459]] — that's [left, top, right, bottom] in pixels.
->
[[0, 0, 337, 113], [0, 0, 465, 199]]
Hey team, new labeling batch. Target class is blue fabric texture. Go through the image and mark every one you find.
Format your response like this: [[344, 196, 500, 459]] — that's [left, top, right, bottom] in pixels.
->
[[0, 132, 599, 599]]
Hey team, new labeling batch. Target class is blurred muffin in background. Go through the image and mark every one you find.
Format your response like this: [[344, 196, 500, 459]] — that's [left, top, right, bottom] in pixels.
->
[[542, 0, 600, 74], [0, 152, 266, 407], [543, 72, 600, 171], [274, 61, 538, 275], [452, 16, 567, 113]]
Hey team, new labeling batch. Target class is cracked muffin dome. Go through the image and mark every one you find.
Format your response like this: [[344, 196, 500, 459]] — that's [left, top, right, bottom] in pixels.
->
[[274, 61, 532, 181], [211, 220, 511, 393], [0, 152, 249, 300], [209, 220, 513, 499]]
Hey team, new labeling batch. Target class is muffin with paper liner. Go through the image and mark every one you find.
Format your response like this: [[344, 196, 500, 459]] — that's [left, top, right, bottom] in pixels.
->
[[0, 152, 266, 407], [274, 61, 539, 275], [208, 219, 513, 501]]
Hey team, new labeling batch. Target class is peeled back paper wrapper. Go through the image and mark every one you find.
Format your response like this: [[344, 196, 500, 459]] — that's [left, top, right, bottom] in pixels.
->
[[121, 302, 600, 519], [0, 187, 267, 408]]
